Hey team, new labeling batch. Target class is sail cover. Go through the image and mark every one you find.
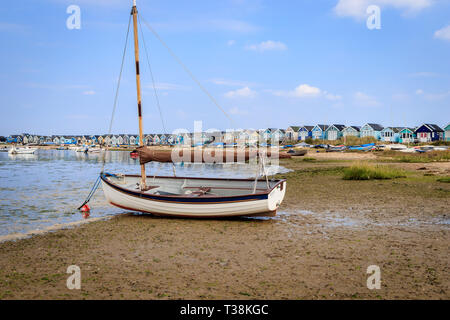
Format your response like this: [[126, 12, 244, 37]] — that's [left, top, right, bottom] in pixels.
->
[[135, 146, 290, 165]]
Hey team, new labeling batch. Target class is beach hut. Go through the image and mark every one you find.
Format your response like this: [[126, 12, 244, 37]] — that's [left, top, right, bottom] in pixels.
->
[[286, 126, 300, 141], [398, 128, 416, 144], [103, 136, 111, 146], [272, 129, 285, 143], [159, 134, 168, 145], [325, 124, 345, 141], [380, 127, 401, 143], [415, 124, 444, 142], [110, 135, 118, 146], [444, 124, 450, 142], [311, 125, 329, 140], [360, 123, 384, 140], [143, 134, 152, 146], [260, 128, 274, 141], [246, 130, 259, 145], [298, 126, 313, 141], [342, 126, 360, 138]]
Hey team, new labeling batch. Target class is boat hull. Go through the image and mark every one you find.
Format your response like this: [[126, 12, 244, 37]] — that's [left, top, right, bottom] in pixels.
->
[[8, 148, 37, 154], [100, 174, 286, 218]]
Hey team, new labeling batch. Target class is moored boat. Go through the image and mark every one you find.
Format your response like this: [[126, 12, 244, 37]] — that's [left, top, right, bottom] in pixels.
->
[[101, 173, 286, 218], [88, 0, 287, 218], [8, 146, 37, 154]]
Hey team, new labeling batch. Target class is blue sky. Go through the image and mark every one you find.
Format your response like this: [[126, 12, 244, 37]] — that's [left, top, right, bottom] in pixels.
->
[[0, 0, 449, 136]]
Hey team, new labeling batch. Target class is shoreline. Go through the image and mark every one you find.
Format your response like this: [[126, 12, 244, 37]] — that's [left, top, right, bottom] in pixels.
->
[[0, 216, 112, 244], [0, 154, 448, 299]]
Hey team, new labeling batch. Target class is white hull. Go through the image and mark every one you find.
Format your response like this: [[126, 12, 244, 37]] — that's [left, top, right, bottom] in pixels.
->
[[101, 174, 286, 218], [8, 147, 37, 154]]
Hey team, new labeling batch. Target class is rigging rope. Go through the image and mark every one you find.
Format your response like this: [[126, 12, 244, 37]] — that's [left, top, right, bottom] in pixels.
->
[[77, 15, 132, 211], [138, 13, 236, 128], [138, 15, 167, 137], [138, 15, 176, 176], [101, 14, 132, 173]]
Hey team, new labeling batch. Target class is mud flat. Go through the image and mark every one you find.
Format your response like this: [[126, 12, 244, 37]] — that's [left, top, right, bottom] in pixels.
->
[[0, 156, 448, 299]]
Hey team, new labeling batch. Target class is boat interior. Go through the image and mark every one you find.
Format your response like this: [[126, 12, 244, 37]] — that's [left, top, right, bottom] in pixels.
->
[[104, 174, 281, 197]]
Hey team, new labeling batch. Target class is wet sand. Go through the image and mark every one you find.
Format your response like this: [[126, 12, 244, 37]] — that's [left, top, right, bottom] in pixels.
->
[[0, 155, 448, 299]]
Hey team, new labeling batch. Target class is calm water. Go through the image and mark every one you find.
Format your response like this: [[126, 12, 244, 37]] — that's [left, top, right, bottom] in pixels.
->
[[0, 149, 289, 237]]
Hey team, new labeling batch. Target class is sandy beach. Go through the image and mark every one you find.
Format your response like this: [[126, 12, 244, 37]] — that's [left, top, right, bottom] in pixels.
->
[[0, 151, 448, 300]]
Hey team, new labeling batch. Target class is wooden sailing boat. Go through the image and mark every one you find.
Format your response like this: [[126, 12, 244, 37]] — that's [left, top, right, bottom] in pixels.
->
[[100, 1, 286, 218]]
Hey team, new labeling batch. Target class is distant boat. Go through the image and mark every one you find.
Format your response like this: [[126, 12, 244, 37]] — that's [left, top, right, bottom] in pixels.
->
[[388, 144, 407, 151], [348, 143, 375, 151], [8, 146, 37, 154], [327, 145, 346, 152], [75, 146, 88, 152], [287, 149, 307, 156]]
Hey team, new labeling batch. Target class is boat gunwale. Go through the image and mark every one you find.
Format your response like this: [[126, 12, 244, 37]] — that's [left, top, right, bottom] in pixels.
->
[[100, 173, 285, 202]]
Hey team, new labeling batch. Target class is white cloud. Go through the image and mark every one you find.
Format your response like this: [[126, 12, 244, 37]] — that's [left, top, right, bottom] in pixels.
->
[[434, 25, 450, 41], [353, 91, 380, 107], [245, 40, 287, 52], [224, 86, 257, 98], [325, 93, 342, 101], [272, 84, 321, 98], [227, 40, 236, 46], [334, 0, 433, 19], [416, 89, 424, 95], [82, 90, 96, 95]]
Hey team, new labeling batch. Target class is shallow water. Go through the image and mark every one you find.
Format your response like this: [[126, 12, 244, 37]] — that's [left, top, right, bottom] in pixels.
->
[[0, 149, 289, 237]]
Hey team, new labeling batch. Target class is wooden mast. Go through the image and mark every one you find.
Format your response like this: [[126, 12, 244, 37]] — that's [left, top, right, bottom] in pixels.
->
[[131, 0, 146, 189]]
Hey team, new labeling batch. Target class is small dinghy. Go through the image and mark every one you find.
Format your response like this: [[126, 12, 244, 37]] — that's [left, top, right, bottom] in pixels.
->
[[101, 173, 286, 218], [8, 146, 37, 154], [286, 149, 307, 156]]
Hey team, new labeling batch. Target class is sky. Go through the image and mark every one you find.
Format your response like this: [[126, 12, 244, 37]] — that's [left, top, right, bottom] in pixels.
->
[[0, 0, 449, 136]]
